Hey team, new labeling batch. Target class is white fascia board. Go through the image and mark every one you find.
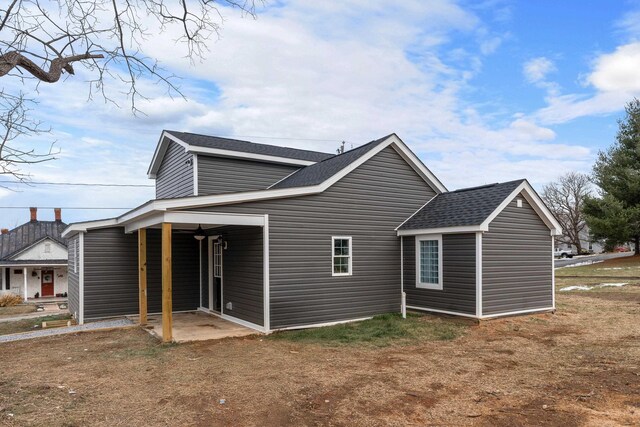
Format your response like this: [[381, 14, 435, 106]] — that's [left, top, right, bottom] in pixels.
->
[[397, 225, 486, 236], [61, 219, 119, 238], [186, 145, 316, 167], [147, 131, 190, 178], [122, 211, 266, 233], [388, 136, 448, 193], [124, 134, 448, 223], [480, 181, 562, 235]]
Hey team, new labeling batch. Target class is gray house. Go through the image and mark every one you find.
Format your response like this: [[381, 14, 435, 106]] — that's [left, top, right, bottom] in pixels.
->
[[62, 131, 561, 340]]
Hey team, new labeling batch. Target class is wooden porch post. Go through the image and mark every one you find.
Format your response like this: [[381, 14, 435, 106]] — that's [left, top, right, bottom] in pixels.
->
[[138, 228, 147, 325], [162, 223, 173, 342]]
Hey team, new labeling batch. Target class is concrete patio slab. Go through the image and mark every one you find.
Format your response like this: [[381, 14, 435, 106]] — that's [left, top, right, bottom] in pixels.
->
[[142, 311, 258, 342]]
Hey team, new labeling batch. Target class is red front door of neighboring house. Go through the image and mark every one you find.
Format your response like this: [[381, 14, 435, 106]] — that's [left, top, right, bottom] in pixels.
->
[[41, 270, 54, 297]]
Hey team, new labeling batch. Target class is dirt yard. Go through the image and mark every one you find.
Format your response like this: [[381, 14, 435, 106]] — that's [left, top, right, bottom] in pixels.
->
[[0, 258, 639, 426]]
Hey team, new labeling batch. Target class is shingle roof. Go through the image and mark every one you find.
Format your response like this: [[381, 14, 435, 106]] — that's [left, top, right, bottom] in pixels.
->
[[399, 179, 525, 230], [0, 221, 68, 260], [270, 134, 393, 189], [166, 131, 335, 163]]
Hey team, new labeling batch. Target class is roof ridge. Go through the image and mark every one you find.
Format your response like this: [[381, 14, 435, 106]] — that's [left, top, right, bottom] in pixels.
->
[[165, 130, 334, 157]]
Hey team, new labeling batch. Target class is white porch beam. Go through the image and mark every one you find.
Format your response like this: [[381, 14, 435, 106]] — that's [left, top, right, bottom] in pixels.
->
[[124, 211, 266, 233], [22, 267, 27, 301], [1, 267, 6, 291]]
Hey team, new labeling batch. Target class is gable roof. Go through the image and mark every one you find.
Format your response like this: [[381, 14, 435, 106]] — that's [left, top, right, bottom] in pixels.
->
[[397, 179, 562, 235], [270, 135, 392, 189], [148, 131, 334, 178], [64, 133, 448, 236], [0, 221, 68, 260]]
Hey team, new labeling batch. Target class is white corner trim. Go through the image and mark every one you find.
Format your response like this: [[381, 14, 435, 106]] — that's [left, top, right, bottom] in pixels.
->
[[192, 154, 199, 196], [400, 235, 405, 318], [398, 225, 485, 236], [78, 232, 85, 325], [415, 234, 443, 290], [395, 194, 438, 231], [476, 231, 483, 317], [263, 215, 270, 333], [551, 237, 556, 310], [220, 313, 267, 333]]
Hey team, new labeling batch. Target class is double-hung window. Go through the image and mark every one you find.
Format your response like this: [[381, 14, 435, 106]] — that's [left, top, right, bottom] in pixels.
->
[[416, 235, 443, 290], [332, 236, 352, 276]]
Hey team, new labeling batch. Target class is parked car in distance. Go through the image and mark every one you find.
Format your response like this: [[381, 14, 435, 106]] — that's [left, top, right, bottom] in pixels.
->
[[554, 248, 575, 258], [614, 246, 631, 252]]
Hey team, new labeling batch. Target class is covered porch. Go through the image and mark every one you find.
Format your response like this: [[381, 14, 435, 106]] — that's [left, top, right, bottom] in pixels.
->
[[0, 262, 68, 301], [128, 211, 270, 342]]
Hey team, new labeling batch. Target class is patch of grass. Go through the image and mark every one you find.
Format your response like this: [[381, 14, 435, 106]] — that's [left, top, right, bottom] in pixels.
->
[[0, 304, 37, 318], [556, 255, 640, 278], [0, 314, 72, 336], [268, 313, 467, 347]]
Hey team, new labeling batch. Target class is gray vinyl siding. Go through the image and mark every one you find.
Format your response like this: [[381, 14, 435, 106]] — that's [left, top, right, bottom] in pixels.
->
[[216, 226, 264, 326], [403, 234, 476, 315], [188, 146, 437, 328], [198, 156, 299, 195], [67, 235, 80, 319], [482, 194, 553, 315], [82, 227, 200, 319], [156, 140, 194, 199]]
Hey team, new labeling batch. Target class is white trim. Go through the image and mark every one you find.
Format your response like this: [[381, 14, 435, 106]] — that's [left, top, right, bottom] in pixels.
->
[[263, 215, 270, 332], [221, 313, 266, 333], [192, 154, 199, 196], [273, 316, 373, 331], [148, 131, 317, 178], [480, 307, 555, 319], [551, 237, 556, 310], [415, 234, 443, 290], [398, 225, 485, 236], [475, 231, 483, 317], [0, 262, 67, 268], [406, 305, 479, 319], [400, 235, 406, 318], [22, 267, 27, 302], [62, 219, 118, 237], [331, 236, 352, 277], [78, 232, 85, 325], [207, 235, 220, 312], [395, 195, 438, 231], [396, 180, 563, 237], [122, 211, 266, 233], [198, 239, 202, 309], [1, 267, 6, 291], [266, 168, 302, 189], [480, 181, 562, 235]]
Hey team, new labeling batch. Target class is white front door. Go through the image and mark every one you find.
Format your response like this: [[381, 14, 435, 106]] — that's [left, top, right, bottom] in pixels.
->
[[208, 236, 223, 312]]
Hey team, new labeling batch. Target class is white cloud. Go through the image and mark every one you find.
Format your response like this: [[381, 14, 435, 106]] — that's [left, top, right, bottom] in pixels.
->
[[523, 57, 556, 83], [588, 42, 640, 92]]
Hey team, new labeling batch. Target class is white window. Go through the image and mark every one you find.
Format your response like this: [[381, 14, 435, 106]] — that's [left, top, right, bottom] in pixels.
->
[[416, 235, 443, 290], [332, 236, 352, 276], [213, 240, 222, 278]]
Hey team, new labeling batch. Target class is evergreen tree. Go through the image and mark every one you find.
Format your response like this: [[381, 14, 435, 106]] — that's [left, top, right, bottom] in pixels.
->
[[584, 98, 640, 255]]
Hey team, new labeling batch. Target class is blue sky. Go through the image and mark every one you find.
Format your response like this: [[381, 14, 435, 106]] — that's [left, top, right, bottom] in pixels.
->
[[2, 0, 640, 227]]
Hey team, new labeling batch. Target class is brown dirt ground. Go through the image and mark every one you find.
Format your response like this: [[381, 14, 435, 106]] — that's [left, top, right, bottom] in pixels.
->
[[0, 289, 639, 425]]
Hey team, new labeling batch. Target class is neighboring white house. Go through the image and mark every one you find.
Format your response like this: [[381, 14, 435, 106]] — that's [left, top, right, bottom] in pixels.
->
[[0, 208, 68, 300], [556, 227, 604, 254]]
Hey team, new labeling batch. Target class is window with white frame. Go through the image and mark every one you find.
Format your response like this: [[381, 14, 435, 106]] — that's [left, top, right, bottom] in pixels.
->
[[332, 236, 352, 276], [416, 235, 443, 290]]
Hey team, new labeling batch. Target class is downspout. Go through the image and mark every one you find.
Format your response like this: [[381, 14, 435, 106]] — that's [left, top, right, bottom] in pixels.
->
[[401, 236, 406, 318]]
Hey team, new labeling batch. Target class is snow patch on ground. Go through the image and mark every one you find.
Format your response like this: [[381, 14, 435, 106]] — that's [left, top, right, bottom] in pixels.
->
[[560, 283, 629, 292], [560, 260, 604, 268], [560, 286, 591, 291], [598, 283, 628, 288]]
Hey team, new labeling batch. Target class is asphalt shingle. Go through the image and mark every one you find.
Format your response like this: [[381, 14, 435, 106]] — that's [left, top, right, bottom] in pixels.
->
[[399, 179, 525, 230], [270, 134, 393, 189], [166, 131, 335, 163]]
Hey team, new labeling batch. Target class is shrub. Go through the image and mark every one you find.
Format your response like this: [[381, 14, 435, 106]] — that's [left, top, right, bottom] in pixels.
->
[[0, 293, 24, 307]]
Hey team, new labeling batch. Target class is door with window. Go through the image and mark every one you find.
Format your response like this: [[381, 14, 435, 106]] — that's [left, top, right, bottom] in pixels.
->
[[41, 270, 54, 297], [208, 237, 223, 312]]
